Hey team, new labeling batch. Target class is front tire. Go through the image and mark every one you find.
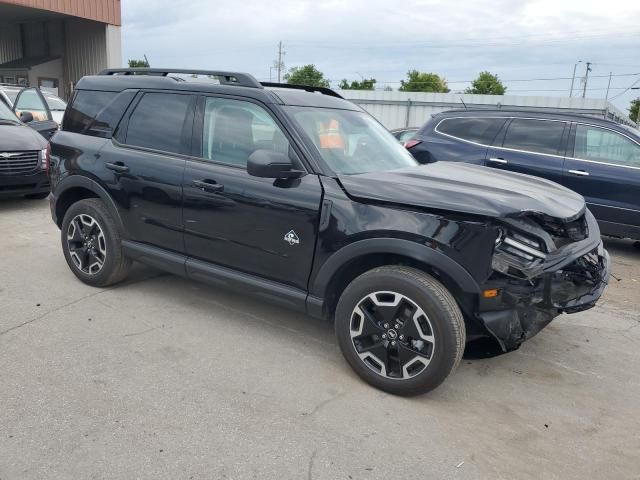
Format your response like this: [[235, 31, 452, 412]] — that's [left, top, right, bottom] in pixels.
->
[[335, 266, 465, 396], [61, 198, 131, 287]]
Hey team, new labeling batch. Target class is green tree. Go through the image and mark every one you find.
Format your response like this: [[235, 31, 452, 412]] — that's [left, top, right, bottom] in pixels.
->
[[284, 64, 330, 88], [630, 99, 640, 123], [399, 70, 449, 93], [465, 71, 506, 95], [339, 78, 376, 90], [128, 58, 150, 67]]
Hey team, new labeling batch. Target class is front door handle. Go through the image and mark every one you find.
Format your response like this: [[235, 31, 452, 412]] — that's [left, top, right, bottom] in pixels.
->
[[488, 157, 508, 164], [568, 169, 590, 176], [105, 162, 130, 173], [193, 179, 224, 193]]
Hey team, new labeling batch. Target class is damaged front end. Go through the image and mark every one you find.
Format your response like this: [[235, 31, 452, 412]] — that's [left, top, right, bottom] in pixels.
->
[[477, 209, 609, 351]]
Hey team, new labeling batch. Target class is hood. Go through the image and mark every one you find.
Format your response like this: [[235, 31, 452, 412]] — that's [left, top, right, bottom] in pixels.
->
[[0, 123, 47, 151], [338, 162, 585, 221]]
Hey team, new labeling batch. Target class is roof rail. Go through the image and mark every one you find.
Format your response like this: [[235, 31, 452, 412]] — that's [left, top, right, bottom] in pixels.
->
[[261, 82, 343, 99], [97, 68, 263, 88]]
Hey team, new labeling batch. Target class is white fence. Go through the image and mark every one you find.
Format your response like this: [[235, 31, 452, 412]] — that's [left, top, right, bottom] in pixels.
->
[[338, 90, 633, 129]]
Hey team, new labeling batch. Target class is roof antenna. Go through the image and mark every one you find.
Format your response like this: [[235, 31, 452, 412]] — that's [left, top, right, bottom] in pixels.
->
[[459, 97, 468, 110]]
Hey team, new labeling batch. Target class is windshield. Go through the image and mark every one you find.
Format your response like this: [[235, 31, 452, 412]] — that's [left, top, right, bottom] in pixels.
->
[[45, 94, 67, 110], [0, 100, 18, 122], [285, 106, 418, 175]]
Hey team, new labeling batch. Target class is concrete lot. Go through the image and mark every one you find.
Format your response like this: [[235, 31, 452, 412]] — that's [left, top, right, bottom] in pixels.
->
[[1, 198, 639, 480]]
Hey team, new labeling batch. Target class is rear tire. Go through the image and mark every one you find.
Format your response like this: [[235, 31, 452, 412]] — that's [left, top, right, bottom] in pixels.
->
[[335, 266, 465, 396], [60, 198, 131, 287]]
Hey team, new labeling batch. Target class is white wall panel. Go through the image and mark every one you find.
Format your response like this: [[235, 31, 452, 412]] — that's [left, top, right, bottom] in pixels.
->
[[339, 90, 632, 129]]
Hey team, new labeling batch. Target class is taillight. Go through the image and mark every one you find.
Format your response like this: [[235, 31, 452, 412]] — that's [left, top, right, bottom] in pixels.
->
[[41, 143, 51, 172], [404, 139, 422, 149]]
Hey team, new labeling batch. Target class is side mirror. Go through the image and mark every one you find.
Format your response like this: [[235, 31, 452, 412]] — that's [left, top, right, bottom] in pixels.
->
[[19, 111, 34, 123], [247, 149, 303, 179]]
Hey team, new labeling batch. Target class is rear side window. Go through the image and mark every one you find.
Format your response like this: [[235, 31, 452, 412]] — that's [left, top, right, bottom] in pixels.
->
[[503, 119, 566, 155], [64, 90, 117, 133], [436, 117, 506, 145], [574, 124, 640, 167], [124, 93, 192, 155]]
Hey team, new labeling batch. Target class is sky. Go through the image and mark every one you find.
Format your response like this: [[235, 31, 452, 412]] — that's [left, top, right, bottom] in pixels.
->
[[121, 0, 640, 114]]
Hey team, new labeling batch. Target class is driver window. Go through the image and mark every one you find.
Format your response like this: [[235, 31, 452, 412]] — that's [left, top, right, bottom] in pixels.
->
[[574, 125, 640, 168], [14, 88, 49, 122], [201, 97, 289, 168]]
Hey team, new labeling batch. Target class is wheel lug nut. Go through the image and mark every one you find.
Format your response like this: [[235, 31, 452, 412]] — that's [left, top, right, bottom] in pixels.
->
[[382, 334, 386, 339], [399, 335, 405, 340], [394, 324, 399, 329], [391, 341, 396, 346], [383, 323, 389, 329]]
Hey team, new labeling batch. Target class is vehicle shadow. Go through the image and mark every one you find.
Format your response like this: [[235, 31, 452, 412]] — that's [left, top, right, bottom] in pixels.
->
[[602, 236, 640, 257], [0, 196, 48, 212]]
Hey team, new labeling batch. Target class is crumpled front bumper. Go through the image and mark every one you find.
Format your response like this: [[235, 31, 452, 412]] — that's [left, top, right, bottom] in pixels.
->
[[476, 215, 610, 351]]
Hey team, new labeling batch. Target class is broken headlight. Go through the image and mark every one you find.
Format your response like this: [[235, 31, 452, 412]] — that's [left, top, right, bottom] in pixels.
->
[[492, 226, 546, 276]]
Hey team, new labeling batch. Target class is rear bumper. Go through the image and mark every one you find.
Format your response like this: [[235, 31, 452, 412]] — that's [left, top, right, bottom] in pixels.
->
[[477, 241, 609, 351], [0, 170, 49, 198]]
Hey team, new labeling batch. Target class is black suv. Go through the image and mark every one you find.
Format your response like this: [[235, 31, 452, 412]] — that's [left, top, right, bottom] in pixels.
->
[[48, 69, 609, 395], [407, 110, 640, 241]]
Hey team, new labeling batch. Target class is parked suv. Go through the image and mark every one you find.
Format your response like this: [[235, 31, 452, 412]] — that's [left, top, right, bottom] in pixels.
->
[[407, 110, 640, 241], [48, 69, 609, 395]]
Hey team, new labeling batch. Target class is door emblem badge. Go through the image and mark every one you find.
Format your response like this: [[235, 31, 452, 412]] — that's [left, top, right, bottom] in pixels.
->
[[284, 230, 300, 246]]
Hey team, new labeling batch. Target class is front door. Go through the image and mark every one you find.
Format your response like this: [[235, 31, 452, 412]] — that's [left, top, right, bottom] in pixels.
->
[[102, 91, 196, 253], [563, 122, 640, 236], [182, 95, 322, 290], [484, 117, 568, 185], [13, 87, 58, 139]]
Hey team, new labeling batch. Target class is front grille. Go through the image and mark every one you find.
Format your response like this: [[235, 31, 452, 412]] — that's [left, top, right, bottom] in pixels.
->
[[0, 151, 40, 175]]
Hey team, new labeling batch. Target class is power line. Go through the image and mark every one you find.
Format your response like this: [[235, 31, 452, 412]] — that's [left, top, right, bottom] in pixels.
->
[[609, 77, 640, 101]]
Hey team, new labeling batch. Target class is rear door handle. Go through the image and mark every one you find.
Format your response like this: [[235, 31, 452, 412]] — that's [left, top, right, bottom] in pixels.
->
[[193, 179, 224, 193], [488, 157, 508, 164], [568, 169, 590, 176], [105, 162, 130, 173]]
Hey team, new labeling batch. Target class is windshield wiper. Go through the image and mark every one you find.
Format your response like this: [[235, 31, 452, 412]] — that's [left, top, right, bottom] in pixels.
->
[[0, 119, 21, 125]]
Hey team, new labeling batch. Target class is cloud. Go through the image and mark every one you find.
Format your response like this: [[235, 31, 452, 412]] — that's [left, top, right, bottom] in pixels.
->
[[121, 0, 640, 111]]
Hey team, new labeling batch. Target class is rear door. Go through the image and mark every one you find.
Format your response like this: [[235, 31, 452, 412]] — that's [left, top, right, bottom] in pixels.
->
[[563, 123, 640, 236], [12, 88, 58, 139], [485, 117, 568, 184], [100, 90, 195, 253]]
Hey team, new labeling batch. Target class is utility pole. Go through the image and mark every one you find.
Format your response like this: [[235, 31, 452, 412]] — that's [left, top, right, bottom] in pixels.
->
[[582, 61, 592, 99], [569, 60, 581, 97], [604, 72, 613, 102], [275, 41, 285, 83]]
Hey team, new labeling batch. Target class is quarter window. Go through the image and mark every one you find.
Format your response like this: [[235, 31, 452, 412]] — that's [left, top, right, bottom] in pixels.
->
[[502, 118, 566, 155], [574, 125, 640, 168], [201, 97, 289, 167], [64, 90, 116, 133], [437, 117, 506, 145], [124, 93, 192, 155]]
